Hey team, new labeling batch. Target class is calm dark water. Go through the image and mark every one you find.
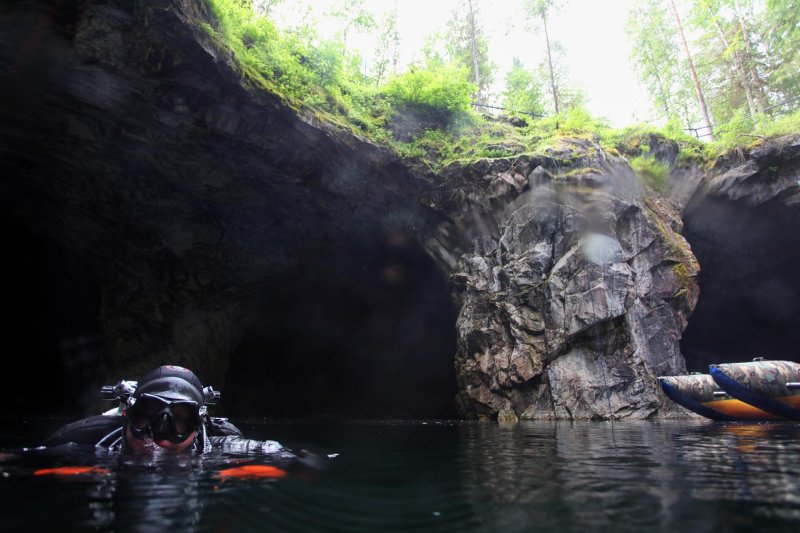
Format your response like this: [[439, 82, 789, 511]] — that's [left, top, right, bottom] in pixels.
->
[[1, 418, 800, 532]]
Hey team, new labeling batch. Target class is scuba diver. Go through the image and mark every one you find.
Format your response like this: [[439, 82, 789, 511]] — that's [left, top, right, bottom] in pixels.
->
[[22, 365, 332, 530], [44, 365, 287, 456]]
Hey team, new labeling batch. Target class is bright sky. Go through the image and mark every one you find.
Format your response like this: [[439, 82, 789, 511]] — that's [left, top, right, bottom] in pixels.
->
[[271, 0, 654, 127]]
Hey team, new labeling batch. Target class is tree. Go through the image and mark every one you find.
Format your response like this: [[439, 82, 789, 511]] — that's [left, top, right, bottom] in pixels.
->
[[628, 0, 734, 133], [628, 1, 688, 121], [383, 66, 477, 120], [503, 58, 544, 116], [443, 0, 495, 102], [328, 0, 376, 50], [467, 0, 482, 98], [252, 0, 283, 18], [523, 0, 563, 115], [694, 0, 760, 118], [668, 0, 715, 139], [732, 0, 770, 112], [686, 0, 776, 126], [760, 0, 800, 107], [629, 0, 800, 138], [371, 2, 401, 86]]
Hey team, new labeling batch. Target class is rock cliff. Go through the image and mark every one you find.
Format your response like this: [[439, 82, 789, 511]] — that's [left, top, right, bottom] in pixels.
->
[[680, 135, 800, 372], [2, 0, 794, 419], [437, 139, 698, 419], [2, 0, 440, 386]]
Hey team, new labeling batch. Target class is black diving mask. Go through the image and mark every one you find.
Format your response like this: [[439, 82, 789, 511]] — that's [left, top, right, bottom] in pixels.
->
[[127, 393, 203, 444]]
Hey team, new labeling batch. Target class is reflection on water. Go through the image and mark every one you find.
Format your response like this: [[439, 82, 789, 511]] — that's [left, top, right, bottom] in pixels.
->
[[460, 421, 800, 532], [1, 419, 800, 531]]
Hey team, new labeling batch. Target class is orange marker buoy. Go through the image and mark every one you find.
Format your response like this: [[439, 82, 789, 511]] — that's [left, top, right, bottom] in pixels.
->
[[34, 466, 110, 476], [216, 465, 287, 480]]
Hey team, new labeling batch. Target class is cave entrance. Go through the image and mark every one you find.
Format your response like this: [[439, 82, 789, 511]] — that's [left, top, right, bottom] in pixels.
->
[[223, 231, 459, 419], [680, 196, 800, 372]]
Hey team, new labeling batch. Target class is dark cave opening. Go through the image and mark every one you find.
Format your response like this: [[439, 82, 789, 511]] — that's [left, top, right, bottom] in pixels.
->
[[680, 195, 800, 372], [222, 231, 459, 420], [0, 218, 104, 415]]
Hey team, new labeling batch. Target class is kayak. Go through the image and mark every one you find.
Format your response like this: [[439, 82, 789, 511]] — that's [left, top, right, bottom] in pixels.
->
[[658, 373, 782, 421], [710, 360, 800, 420]]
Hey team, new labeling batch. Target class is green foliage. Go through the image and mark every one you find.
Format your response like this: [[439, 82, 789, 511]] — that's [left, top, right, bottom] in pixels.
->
[[383, 67, 476, 118], [524, 0, 564, 18], [388, 116, 533, 170], [522, 0, 571, 115], [661, 116, 698, 144], [628, 0, 798, 148], [712, 108, 755, 149], [630, 154, 670, 191], [699, 109, 800, 158], [370, 9, 400, 86], [596, 121, 709, 169], [762, 0, 800, 102], [203, 0, 797, 170], [753, 109, 800, 138], [328, 0, 376, 47], [442, 0, 495, 97], [503, 58, 543, 116], [207, 0, 389, 138], [627, 0, 697, 130], [559, 106, 609, 132]]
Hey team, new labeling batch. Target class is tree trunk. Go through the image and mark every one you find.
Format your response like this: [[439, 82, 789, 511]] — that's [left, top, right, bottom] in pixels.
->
[[542, 11, 559, 114], [391, 0, 399, 73], [733, 0, 770, 114], [467, 0, 482, 102], [643, 45, 672, 117], [669, 0, 714, 140], [703, 1, 757, 117]]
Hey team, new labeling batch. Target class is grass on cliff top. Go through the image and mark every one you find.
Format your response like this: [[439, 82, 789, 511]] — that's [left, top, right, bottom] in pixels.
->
[[396, 107, 800, 173], [199, 0, 699, 168], [393, 108, 705, 173], [201, 0, 799, 173], [202, 0, 392, 139]]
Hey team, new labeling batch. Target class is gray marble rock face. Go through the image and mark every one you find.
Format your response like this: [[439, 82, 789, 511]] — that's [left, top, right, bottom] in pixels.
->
[[703, 135, 800, 206], [445, 140, 700, 420]]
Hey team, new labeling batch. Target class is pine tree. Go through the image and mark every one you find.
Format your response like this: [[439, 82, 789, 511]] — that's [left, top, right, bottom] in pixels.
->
[[524, 0, 562, 114], [669, 0, 715, 139]]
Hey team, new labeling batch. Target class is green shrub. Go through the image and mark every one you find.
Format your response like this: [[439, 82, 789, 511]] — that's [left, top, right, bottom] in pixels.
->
[[383, 67, 476, 118], [713, 108, 755, 150], [630, 154, 669, 191], [204, 0, 798, 167], [754, 108, 800, 138], [560, 106, 610, 132], [660, 117, 687, 141]]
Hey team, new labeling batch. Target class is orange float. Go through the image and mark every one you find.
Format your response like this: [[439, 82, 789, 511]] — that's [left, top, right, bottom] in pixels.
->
[[216, 465, 287, 480]]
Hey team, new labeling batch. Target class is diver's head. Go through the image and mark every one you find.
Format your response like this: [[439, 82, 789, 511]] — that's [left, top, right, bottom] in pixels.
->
[[125, 365, 205, 452]]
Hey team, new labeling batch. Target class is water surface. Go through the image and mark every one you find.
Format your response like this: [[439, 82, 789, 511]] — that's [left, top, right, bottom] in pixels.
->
[[1, 419, 799, 531]]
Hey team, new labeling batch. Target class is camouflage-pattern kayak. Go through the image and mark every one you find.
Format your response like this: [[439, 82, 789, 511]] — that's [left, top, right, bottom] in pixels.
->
[[658, 373, 782, 421], [710, 360, 800, 420]]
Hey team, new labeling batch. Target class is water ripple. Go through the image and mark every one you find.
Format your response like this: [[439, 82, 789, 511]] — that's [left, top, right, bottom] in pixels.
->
[[3, 420, 800, 531]]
